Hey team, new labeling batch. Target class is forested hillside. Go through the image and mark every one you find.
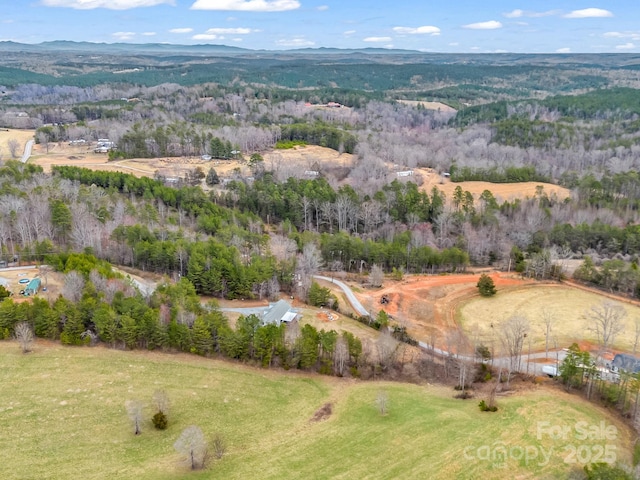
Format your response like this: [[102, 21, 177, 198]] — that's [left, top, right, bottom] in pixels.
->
[[2, 48, 640, 300]]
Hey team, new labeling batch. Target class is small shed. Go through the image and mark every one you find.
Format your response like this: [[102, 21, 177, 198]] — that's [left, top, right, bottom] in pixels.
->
[[24, 277, 41, 296]]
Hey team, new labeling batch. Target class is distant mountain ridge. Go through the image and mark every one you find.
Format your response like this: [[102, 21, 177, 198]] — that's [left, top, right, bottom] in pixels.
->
[[0, 40, 421, 56]]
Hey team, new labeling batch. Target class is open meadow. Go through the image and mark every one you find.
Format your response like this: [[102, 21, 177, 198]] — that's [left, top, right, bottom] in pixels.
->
[[0, 341, 634, 479], [459, 285, 640, 353]]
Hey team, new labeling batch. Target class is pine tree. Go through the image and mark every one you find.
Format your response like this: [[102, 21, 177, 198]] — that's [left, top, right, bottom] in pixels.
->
[[477, 274, 497, 297]]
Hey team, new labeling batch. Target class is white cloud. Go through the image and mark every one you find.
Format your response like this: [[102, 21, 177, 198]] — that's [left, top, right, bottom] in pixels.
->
[[275, 37, 315, 47], [363, 36, 392, 42], [112, 31, 136, 40], [393, 26, 440, 36], [191, 0, 300, 11], [556, 47, 571, 53], [142, 32, 156, 36], [169, 28, 193, 34], [343, 30, 356, 36], [503, 9, 559, 18], [201, 27, 253, 34], [564, 8, 613, 19], [41, 0, 174, 9], [317, 5, 328, 10], [604, 31, 640, 41], [231, 37, 243, 42], [448, 42, 459, 46], [616, 42, 635, 50], [193, 34, 219, 40], [503, 9, 523, 18], [463, 20, 502, 30]]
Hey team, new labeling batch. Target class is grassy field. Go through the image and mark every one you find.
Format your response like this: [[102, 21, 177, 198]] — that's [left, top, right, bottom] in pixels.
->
[[0, 341, 634, 479], [459, 285, 640, 351]]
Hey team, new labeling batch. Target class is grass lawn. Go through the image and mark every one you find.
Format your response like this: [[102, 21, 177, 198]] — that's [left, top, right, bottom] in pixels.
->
[[0, 341, 633, 479], [459, 285, 640, 351]]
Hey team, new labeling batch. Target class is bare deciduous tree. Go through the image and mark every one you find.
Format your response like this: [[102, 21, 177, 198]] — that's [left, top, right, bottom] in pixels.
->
[[14, 322, 34, 353], [376, 330, 399, 371], [633, 318, 640, 355], [586, 301, 626, 357], [369, 264, 384, 288], [333, 335, 349, 376], [541, 308, 555, 359], [376, 390, 389, 416], [62, 271, 85, 303], [174, 425, 208, 470], [7, 138, 20, 158], [499, 315, 530, 385], [125, 399, 144, 435]]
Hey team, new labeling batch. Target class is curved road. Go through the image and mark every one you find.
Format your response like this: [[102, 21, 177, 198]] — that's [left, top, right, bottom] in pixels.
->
[[313, 274, 573, 376], [21, 140, 34, 163], [313, 275, 370, 317]]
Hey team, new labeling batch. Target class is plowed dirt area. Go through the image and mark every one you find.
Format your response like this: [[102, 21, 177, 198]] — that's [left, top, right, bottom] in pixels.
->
[[351, 272, 533, 348]]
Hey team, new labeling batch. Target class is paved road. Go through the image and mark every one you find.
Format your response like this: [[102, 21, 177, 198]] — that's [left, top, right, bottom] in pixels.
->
[[21, 140, 34, 163], [313, 275, 370, 317]]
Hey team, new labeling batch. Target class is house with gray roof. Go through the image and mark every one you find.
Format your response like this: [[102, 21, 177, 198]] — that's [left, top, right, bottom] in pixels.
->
[[262, 299, 299, 326]]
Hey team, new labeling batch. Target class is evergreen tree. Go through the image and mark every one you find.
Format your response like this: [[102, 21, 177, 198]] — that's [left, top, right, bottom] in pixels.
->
[[205, 167, 220, 186], [477, 274, 497, 297]]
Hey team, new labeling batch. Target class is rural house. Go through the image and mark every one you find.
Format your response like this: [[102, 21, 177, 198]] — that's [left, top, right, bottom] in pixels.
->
[[262, 299, 298, 326]]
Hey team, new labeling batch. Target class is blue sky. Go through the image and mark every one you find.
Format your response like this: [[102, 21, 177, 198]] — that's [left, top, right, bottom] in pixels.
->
[[1, 1, 639, 52]]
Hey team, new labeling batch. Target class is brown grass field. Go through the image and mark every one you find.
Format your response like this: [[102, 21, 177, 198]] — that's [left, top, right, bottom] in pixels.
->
[[417, 168, 572, 203], [459, 283, 640, 354], [0, 129, 34, 160]]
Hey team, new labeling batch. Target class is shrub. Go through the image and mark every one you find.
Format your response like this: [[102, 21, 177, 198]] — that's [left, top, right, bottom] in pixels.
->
[[152, 411, 168, 430], [478, 400, 498, 412]]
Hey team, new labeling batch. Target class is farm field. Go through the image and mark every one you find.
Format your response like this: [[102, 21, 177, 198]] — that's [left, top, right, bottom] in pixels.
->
[[459, 285, 640, 353], [417, 168, 572, 203], [0, 341, 634, 479]]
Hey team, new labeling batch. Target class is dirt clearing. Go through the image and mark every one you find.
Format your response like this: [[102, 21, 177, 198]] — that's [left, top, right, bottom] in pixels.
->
[[417, 168, 571, 203]]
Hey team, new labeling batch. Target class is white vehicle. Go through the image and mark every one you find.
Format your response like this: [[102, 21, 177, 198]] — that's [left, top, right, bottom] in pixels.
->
[[542, 365, 558, 377]]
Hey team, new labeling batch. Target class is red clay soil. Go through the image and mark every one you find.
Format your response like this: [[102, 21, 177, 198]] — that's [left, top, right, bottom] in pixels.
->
[[353, 272, 533, 349]]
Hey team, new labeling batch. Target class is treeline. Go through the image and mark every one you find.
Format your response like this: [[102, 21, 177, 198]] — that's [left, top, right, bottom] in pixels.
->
[[546, 222, 640, 256], [453, 87, 640, 128], [220, 176, 445, 232], [573, 256, 640, 298], [449, 165, 551, 184], [279, 123, 357, 154], [0, 274, 364, 376], [319, 232, 469, 273], [52, 165, 246, 234], [569, 171, 640, 211], [492, 117, 577, 149], [113, 123, 240, 159]]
